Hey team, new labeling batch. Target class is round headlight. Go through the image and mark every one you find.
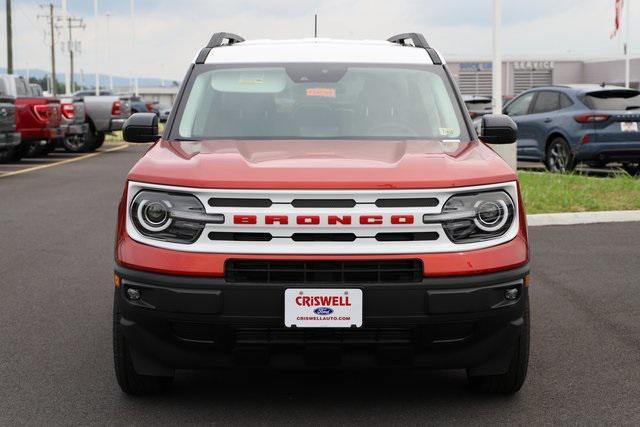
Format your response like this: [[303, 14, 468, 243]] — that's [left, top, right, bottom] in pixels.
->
[[143, 202, 169, 225], [474, 199, 508, 232], [136, 199, 172, 232], [437, 190, 515, 243]]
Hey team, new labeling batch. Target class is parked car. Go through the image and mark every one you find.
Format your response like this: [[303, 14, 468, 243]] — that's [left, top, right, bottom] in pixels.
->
[[114, 33, 528, 396], [463, 95, 493, 119], [158, 105, 171, 122], [503, 84, 640, 174], [73, 89, 130, 151], [0, 75, 63, 160], [0, 80, 21, 162], [58, 96, 90, 153], [122, 96, 154, 114]]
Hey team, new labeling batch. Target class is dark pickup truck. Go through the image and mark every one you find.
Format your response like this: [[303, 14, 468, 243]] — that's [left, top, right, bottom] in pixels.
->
[[0, 75, 63, 160], [0, 88, 21, 162]]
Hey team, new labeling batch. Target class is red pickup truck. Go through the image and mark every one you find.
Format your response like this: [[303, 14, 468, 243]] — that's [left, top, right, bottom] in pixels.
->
[[0, 76, 63, 160]]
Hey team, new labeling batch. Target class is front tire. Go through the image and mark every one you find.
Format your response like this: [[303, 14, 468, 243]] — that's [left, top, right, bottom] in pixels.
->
[[545, 137, 576, 173], [467, 295, 530, 394], [94, 132, 106, 149], [113, 292, 173, 395]]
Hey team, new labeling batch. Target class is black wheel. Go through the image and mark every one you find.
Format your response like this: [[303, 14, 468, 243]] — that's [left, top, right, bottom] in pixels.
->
[[545, 138, 576, 173], [113, 291, 173, 395], [42, 141, 57, 154], [63, 129, 96, 153], [467, 295, 530, 394], [67, 125, 100, 153], [10, 142, 31, 161], [94, 132, 106, 149], [622, 162, 640, 176], [28, 141, 54, 157], [0, 148, 14, 163]]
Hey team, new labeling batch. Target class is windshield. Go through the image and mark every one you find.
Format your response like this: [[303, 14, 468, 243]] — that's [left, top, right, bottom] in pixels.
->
[[173, 64, 469, 141], [583, 90, 640, 110]]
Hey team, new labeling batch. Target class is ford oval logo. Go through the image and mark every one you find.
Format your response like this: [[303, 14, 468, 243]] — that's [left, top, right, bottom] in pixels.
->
[[314, 307, 334, 316]]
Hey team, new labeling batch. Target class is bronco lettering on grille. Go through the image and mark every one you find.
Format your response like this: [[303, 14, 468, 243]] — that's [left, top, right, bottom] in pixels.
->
[[232, 214, 415, 225]]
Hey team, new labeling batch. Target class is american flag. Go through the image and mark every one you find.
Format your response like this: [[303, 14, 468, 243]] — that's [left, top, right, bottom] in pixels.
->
[[611, 0, 624, 38]]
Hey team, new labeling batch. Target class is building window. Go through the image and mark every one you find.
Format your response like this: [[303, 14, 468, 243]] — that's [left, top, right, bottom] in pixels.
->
[[458, 71, 493, 96], [513, 69, 553, 94]]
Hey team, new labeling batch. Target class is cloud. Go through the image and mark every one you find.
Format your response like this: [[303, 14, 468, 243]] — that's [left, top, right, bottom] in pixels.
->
[[0, 0, 637, 82]]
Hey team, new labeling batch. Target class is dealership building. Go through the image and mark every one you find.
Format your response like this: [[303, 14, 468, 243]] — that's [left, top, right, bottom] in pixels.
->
[[447, 56, 640, 97]]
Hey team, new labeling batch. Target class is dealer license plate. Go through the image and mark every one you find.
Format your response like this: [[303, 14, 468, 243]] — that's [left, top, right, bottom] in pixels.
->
[[284, 288, 363, 328], [620, 122, 638, 132]]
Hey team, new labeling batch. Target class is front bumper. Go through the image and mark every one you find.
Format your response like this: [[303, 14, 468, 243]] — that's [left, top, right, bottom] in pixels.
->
[[114, 264, 529, 375], [0, 131, 21, 149]]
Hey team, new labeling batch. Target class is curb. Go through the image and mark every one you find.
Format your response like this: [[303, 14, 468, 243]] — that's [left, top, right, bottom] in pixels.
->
[[527, 210, 640, 227]]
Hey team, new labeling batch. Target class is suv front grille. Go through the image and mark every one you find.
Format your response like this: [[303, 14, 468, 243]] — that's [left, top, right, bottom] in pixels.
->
[[225, 259, 423, 284]]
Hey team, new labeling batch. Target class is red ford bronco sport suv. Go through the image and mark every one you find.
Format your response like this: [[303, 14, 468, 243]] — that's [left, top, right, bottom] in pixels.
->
[[114, 33, 529, 395]]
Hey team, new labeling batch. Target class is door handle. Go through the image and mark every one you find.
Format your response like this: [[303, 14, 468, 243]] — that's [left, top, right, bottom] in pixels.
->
[[543, 118, 552, 123]]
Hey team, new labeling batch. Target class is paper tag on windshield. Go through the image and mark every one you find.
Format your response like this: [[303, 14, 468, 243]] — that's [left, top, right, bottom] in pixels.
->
[[439, 127, 457, 137], [306, 88, 336, 98]]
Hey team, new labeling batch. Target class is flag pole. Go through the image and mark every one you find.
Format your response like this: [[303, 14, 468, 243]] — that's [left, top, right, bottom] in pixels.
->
[[624, 0, 631, 88]]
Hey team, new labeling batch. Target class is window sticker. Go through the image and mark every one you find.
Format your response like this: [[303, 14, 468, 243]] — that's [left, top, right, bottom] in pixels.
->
[[306, 88, 336, 98], [439, 127, 457, 137]]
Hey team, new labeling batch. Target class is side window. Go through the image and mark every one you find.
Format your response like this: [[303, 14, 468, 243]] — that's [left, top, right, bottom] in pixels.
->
[[504, 92, 534, 116], [531, 91, 560, 114], [560, 93, 573, 109], [15, 78, 28, 97]]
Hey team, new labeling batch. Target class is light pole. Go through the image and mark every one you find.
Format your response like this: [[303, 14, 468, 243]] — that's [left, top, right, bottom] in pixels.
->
[[62, 0, 69, 94], [94, 0, 99, 95], [490, 0, 516, 170], [131, 0, 139, 96], [106, 12, 113, 91]]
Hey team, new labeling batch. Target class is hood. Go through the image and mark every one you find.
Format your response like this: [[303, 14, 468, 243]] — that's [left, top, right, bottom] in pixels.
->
[[127, 139, 516, 189]]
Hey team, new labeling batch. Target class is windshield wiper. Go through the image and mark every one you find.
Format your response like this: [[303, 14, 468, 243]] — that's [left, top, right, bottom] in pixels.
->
[[625, 106, 640, 110]]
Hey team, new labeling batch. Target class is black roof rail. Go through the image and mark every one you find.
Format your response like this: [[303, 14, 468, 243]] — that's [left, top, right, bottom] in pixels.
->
[[387, 33, 442, 65], [195, 32, 245, 64]]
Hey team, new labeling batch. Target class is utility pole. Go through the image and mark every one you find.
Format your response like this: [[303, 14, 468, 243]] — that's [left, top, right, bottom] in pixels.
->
[[314, 14, 318, 38], [6, 0, 13, 74], [66, 16, 85, 94], [38, 3, 58, 96]]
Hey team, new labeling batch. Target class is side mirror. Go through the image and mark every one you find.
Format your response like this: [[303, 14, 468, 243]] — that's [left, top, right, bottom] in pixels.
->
[[123, 113, 159, 143], [479, 114, 517, 145]]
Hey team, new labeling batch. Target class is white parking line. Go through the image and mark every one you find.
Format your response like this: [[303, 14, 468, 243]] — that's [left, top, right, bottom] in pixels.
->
[[0, 144, 130, 179]]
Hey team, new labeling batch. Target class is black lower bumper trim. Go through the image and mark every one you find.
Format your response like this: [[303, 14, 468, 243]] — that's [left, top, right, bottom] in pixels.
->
[[114, 263, 529, 373]]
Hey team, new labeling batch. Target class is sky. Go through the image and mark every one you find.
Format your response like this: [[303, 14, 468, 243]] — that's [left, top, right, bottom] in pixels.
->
[[0, 0, 638, 82]]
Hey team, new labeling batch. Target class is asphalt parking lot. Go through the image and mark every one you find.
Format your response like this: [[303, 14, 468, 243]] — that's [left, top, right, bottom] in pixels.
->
[[1, 143, 639, 425]]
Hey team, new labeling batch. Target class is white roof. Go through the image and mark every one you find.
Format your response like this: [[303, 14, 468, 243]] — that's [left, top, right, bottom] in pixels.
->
[[199, 38, 440, 65]]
